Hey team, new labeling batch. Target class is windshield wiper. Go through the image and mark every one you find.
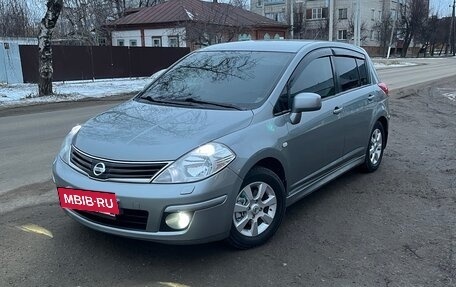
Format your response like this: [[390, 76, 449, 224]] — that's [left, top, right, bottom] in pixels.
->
[[140, 95, 242, 110], [180, 97, 242, 110], [140, 95, 188, 106]]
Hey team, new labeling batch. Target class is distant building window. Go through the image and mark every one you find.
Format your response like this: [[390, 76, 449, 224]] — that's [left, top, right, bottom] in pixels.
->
[[312, 8, 323, 19], [265, 12, 285, 22], [371, 9, 375, 20], [338, 8, 347, 20], [378, 11, 382, 20], [338, 30, 348, 40], [238, 33, 252, 41], [263, 0, 285, 4], [117, 39, 125, 46], [370, 30, 375, 40], [265, 13, 275, 20], [168, 36, 179, 47], [98, 38, 107, 46], [277, 12, 285, 22], [152, 36, 162, 47], [129, 40, 137, 47]]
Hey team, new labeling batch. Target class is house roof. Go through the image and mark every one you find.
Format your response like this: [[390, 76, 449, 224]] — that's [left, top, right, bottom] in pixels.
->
[[109, 0, 288, 28]]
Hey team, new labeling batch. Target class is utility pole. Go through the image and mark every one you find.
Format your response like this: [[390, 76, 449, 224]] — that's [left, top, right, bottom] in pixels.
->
[[290, 0, 294, 39], [328, 0, 334, 41], [452, 0, 455, 56], [387, 1, 400, 59], [353, 0, 361, 46]]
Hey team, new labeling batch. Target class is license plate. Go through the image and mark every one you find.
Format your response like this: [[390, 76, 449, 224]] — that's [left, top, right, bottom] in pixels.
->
[[57, 187, 120, 215]]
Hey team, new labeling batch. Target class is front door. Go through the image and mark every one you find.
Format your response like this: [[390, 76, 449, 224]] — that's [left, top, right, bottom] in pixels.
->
[[279, 50, 345, 192]]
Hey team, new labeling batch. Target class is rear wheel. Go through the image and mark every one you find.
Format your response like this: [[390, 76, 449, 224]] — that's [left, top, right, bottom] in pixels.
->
[[227, 167, 286, 249], [360, 121, 385, 172]]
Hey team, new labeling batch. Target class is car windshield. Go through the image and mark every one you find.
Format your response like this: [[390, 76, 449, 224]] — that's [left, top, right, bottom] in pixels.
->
[[138, 51, 294, 110]]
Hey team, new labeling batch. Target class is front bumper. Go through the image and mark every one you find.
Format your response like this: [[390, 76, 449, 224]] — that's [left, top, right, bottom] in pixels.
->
[[53, 156, 242, 244]]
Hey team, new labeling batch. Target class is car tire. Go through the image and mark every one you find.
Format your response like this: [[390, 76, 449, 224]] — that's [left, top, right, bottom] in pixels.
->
[[227, 167, 286, 249], [360, 121, 385, 173]]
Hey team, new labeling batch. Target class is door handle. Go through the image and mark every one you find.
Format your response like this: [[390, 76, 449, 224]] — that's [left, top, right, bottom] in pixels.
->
[[367, 94, 375, 101], [333, 106, 343, 114]]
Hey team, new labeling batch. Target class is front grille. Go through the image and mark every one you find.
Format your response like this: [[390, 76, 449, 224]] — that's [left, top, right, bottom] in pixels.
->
[[75, 208, 149, 231], [70, 146, 168, 182]]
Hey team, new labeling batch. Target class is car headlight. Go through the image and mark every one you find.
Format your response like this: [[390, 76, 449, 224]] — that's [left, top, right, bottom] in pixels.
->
[[58, 125, 81, 164], [153, 143, 235, 183]]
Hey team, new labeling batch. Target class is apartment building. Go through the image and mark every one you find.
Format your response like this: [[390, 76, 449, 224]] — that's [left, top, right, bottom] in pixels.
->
[[250, 0, 428, 56]]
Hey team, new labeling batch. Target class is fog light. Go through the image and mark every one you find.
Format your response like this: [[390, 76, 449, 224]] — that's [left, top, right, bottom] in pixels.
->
[[165, 212, 192, 230]]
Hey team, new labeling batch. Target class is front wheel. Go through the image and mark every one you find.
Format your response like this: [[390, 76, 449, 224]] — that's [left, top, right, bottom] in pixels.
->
[[227, 167, 286, 249], [360, 121, 385, 173]]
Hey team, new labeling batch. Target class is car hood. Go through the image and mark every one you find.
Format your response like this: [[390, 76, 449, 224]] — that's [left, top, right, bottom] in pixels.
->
[[73, 100, 253, 161]]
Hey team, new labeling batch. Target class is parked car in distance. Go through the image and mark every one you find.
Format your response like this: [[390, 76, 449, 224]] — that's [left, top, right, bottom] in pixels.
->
[[53, 41, 390, 249]]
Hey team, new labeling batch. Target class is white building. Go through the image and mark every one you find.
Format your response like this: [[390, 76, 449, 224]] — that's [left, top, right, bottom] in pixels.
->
[[251, 0, 418, 56]]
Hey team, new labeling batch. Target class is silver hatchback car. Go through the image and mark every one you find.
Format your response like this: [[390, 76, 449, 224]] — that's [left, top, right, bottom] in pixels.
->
[[53, 41, 389, 249]]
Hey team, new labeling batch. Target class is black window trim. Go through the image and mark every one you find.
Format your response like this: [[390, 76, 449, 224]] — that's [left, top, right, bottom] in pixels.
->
[[356, 58, 371, 87], [273, 48, 335, 116]]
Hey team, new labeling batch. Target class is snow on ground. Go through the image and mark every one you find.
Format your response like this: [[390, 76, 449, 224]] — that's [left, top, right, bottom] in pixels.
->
[[0, 77, 150, 107], [373, 61, 418, 69]]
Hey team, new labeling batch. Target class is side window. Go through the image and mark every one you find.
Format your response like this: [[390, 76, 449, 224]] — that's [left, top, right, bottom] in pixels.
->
[[290, 57, 335, 99], [356, 58, 369, 86], [334, 56, 360, 92]]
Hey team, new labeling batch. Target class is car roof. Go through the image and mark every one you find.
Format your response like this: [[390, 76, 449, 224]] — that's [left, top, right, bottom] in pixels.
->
[[199, 40, 366, 54]]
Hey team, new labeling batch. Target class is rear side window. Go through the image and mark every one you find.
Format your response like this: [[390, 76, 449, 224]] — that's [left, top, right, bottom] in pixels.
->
[[290, 57, 335, 99], [356, 58, 369, 86], [334, 56, 360, 92]]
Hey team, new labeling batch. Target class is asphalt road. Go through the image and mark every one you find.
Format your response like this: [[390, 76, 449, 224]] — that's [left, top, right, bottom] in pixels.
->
[[0, 58, 455, 286], [377, 57, 456, 92]]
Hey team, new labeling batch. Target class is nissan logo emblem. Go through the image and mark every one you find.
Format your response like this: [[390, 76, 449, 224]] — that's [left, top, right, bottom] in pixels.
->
[[93, 162, 106, 176]]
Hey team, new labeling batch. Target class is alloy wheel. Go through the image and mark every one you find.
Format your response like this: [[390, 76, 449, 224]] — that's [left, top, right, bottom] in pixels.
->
[[233, 181, 277, 237], [369, 128, 383, 166]]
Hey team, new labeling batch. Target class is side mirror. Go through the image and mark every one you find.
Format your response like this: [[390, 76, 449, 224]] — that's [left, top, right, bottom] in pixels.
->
[[290, 92, 322, 125]]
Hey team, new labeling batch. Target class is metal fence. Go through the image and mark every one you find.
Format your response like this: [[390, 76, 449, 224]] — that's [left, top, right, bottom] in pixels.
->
[[19, 45, 190, 83]]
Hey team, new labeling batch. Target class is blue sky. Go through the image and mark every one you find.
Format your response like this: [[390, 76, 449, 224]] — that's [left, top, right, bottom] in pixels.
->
[[431, 0, 455, 16]]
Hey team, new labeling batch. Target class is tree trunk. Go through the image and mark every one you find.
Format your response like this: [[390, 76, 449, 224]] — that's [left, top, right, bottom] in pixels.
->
[[38, 0, 63, 97]]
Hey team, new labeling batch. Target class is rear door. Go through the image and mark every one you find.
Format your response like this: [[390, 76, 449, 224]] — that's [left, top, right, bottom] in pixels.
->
[[331, 49, 376, 160]]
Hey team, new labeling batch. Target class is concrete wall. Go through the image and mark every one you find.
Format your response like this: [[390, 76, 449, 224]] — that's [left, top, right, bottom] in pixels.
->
[[0, 42, 24, 84]]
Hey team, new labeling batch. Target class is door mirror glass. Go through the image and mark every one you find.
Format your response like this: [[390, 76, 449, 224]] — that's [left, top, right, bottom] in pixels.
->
[[290, 92, 322, 124]]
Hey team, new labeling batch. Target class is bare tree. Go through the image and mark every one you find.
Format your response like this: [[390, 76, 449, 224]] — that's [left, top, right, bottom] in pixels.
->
[[374, 12, 394, 57], [0, 0, 37, 37], [398, 0, 428, 57], [347, 16, 368, 43], [295, 6, 329, 40], [61, 0, 118, 45], [138, 0, 165, 7], [174, 2, 251, 49], [38, 0, 63, 96]]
